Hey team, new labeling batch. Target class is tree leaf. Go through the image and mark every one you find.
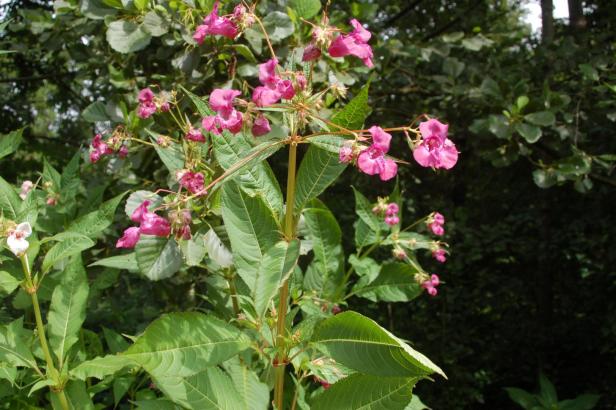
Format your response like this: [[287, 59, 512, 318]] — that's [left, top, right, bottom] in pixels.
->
[[123, 312, 250, 379], [42, 233, 95, 273], [352, 263, 422, 302], [106, 20, 152, 53], [311, 311, 445, 378], [221, 180, 280, 289], [0, 128, 23, 160], [0, 271, 21, 295], [135, 235, 182, 281], [252, 239, 300, 318], [311, 374, 419, 410], [289, 0, 321, 19], [524, 111, 555, 127], [68, 192, 126, 238], [48, 256, 89, 367]]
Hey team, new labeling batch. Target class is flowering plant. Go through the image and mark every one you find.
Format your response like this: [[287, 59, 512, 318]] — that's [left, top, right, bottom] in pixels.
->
[[0, 1, 458, 408]]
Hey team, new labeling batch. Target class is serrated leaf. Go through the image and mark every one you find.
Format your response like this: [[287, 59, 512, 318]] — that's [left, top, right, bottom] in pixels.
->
[[42, 234, 95, 273], [147, 131, 186, 175], [82, 101, 109, 122], [106, 20, 152, 53], [352, 187, 381, 232], [143, 11, 169, 37], [68, 192, 126, 238], [0, 128, 23, 160], [312, 374, 419, 410], [311, 311, 445, 378], [89, 253, 138, 271], [289, 0, 321, 19], [135, 236, 182, 281], [252, 240, 300, 318], [0, 176, 21, 219], [124, 312, 250, 379], [0, 271, 20, 295], [221, 180, 280, 289], [0, 318, 37, 370], [70, 354, 134, 380], [224, 358, 269, 410], [180, 231, 207, 267], [352, 263, 422, 302], [48, 256, 89, 367]]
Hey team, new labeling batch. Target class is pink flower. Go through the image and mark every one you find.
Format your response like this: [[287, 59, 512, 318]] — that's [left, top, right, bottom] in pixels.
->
[[193, 1, 238, 44], [209, 89, 241, 116], [338, 141, 354, 163], [421, 274, 440, 296], [432, 249, 447, 263], [277, 79, 295, 99], [296, 73, 307, 90], [427, 212, 445, 236], [328, 19, 373, 68], [138, 88, 155, 103], [139, 212, 171, 237], [356, 126, 398, 181], [302, 43, 322, 62], [19, 180, 33, 200], [179, 172, 206, 195], [386, 203, 399, 216], [119, 145, 129, 158], [131, 200, 151, 223], [385, 215, 399, 226], [202, 109, 243, 135], [413, 119, 458, 170], [252, 114, 271, 136], [90, 134, 113, 163], [116, 227, 141, 249], [233, 4, 253, 27], [258, 58, 279, 87], [429, 222, 444, 236], [433, 212, 445, 225], [137, 101, 157, 119], [251, 59, 295, 107], [186, 127, 205, 142], [252, 86, 281, 107]]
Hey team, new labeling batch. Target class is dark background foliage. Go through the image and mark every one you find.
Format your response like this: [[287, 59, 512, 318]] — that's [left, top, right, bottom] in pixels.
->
[[1, 0, 615, 408]]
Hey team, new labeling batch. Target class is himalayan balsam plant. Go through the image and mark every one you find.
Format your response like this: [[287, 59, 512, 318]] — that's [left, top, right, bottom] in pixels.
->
[[0, 2, 459, 409]]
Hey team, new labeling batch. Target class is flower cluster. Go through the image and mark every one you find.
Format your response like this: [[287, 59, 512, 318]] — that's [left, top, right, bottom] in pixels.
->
[[177, 170, 206, 196], [137, 88, 171, 119], [372, 200, 400, 226], [252, 59, 296, 107], [432, 247, 447, 263], [193, 2, 253, 44], [202, 89, 243, 135], [412, 119, 458, 170], [420, 274, 440, 297], [89, 133, 128, 163], [303, 19, 373, 68], [340, 126, 397, 181], [427, 212, 445, 236], [116, 201, 171, 249]]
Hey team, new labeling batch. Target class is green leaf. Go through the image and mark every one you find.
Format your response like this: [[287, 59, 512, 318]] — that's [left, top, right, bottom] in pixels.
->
[[308, 135, 349, 154], [311, 311, 445, 378], [524, 111, 555, 127], [331, 83, 371, 130], [532, 169, 557, 189], [0, 318, 38, 370], [124, 312, 250, 379], [224, 358, 269, 410], [252, 239, 300, 318], [538, 373, 558, 406], [352, 263, 422, 302], [515, 123, 542, 143], [0, 271, 21, 295], [42, 233, 95, 273], [405, 394, 429, 410], [559, 394, 600, 410], [135, 235, 182, 281], [0, 176, 21, 219], [82, 101, 109, 122], [442, 57, 465, 78], [303, 201, 343, 298], [50, 380, 94, 410], [48, 256, 89, 367], [516, 96, 529, 111], [134, 0, 147, 11], [68, 192, 126, 238], [106, 20, 152, 53], [289, 0, 321, 19], [89, 253, 138, 271], [579, 64, 599, 82], [221, 180, 280, 289], [148, 131, 186, 175], [312, 374, 419, 410], [262, 11, 294, 42], [352, 187, 381, 232], [354, 218, 379, 249], [180, 231, 208, 267], [81, 0, 118, 19], [143, 11, 169, 37], [70, 354, 134, 380], [125, 190, 163, 219], [505, 387, 538, 409], [0, 128, 23, 160]]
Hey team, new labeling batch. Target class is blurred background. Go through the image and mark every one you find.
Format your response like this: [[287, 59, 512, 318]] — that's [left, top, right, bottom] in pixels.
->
[[1, 0, 615, 408]]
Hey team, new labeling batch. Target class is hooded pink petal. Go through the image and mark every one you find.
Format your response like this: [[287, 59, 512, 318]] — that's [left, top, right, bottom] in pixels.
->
[[302, 43, 322, 61], [276, 79, 295, 100], [138, 88, 155, 103], [186, 127, 205, 142], [350, 19, 371, 43], [369, 126, 391, 152], [252, 86, 281, 107], [419, 118, 448, 142], [252, 114, 271, 136], [379, 158, 398, 181], [195, 1, 238, 41], [116, 227, 141, 249], [131, 200, 151, 223], [209, 89, 241, 114], [139, 213, 171, 237], [258, 58, 279, 87], [357, 147, 383, 176]]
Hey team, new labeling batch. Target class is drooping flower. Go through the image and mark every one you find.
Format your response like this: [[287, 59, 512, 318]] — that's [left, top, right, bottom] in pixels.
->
[[116, 227, 141, 249], [138, 88, 155, 103], [118, 145, 129, 158], [193, 1, 238, 44], [179, 171, 206, 195], [19, 180, 33, 200], [89, 134, 114, 163], [209, 89, 241, 115], [413, 119, 458, 170], [427, 212, 445, 236], [6, 222, 32, 256], [131, 200, 151, 223], [386, 203, 399, 216], [202, 89, 243, 135], [233, 4, 254, 28], [356, 126, 398, 181], [186, 127, 205, 142], [252, 114, 271, 136], [302, 43, 322, 62], [137, 88, 157, 119], [338, 141, 355, 163], [139, 212, 171, 237], [328, 19, 374, 68], [385, 215, 399, 226], [421, 274, 440, 296], [432, 249, 447, 263], [251, 59, 296, 107]]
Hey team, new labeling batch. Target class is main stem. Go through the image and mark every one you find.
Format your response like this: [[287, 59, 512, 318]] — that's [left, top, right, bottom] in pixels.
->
[[20, 256, 70, 410], [274, 141, 298, 409]]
